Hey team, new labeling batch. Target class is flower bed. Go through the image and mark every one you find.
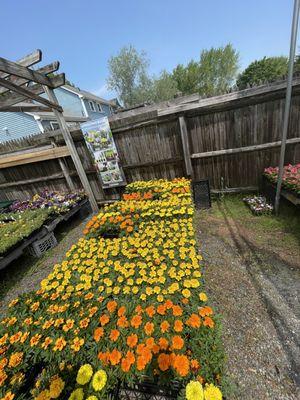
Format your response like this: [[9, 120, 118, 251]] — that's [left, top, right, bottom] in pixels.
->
[[0, 209, 51, 256], [243, 196, 273, 215], [264, 163, 300, 196], [0, 178, 224, 400], [8, 190, 86, 214]]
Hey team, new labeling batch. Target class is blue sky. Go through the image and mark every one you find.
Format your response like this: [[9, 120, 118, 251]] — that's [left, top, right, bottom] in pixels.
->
[[0, 0, 297, 99]]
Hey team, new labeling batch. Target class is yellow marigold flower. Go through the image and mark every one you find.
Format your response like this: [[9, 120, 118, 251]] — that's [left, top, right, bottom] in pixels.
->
[[186, 381, 204, 400], [92, 369, 107, 391], [49, 376, 65, 399], [182, 288, 191, 298], [76, 364, 93, 385], [199, 292, 208, 302], [86, 397, 97, 400], [204, 384, 222, 400], [68, 388, 84, 400], [35, 389, 51, 400]]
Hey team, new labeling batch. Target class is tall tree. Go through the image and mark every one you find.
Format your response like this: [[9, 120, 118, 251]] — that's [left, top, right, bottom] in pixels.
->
[[172, 60, 200, 95], [107, 45, 151, 107], [236, 56, 289, 89], [198, 44, 239, 96]]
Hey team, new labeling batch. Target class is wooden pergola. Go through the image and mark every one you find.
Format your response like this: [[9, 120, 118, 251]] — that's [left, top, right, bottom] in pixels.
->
[[0, 50, 99, 212]]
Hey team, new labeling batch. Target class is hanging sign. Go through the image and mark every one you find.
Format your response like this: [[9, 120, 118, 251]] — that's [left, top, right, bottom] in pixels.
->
[[80, 117, 126, 188]]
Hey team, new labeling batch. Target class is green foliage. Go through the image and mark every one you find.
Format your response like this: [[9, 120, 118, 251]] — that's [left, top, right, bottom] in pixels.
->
[[0, 209, 50, 255], [151, 70, 178, 103], [107, 45, 151, 107], [197, 44, 239, 96], [236, 56, 289, 89], [172, 44, 239, 96], [172, 61, 200, 95]]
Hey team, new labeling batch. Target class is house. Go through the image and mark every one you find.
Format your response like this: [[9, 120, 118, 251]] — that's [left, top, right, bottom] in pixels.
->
[[0, 84, 121, 142]]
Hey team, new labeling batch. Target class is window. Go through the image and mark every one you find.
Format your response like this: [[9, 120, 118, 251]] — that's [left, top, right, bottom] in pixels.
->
[[97, 103, 103, 112], [89, 101, 95, 111], [50, 121, 60, 130]]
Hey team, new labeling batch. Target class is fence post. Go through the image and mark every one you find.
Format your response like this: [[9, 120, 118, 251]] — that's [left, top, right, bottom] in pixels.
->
[[51, 140, 75, 191], [43, 86, 99, 213], [178, 116, 194, 179]]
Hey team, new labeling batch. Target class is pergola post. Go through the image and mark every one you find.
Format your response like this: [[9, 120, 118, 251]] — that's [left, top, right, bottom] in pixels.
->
[[44, 86, 99, 213]]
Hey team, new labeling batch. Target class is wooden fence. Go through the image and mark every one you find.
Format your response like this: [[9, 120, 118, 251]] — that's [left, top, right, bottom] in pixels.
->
[[0, 77, 300, 202]]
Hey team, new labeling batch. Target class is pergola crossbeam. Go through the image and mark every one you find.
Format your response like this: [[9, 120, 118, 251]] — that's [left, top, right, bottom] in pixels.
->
[[0, 73, 65, 109], [0, 57, 58, 88], [0, 77, 63, 111], [0, 61, 60, 95], [0, 49, 42, 79]]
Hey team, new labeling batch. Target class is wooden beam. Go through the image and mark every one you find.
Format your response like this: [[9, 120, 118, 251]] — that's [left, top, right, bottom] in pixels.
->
[[158, 78, 300, 117], [178, 116, 193, 177], [0, 146, 70, 169], [191, 137, 300, 159], [0, 61, 60, 94], [0, 50, 42, 79], [0, 57, 56, 87], [0, 77, 63, 111], [43, 86, 99, 213], [0, 169, 97, 189], [0, 105, 52, 112], [0, 74, 65, 108]]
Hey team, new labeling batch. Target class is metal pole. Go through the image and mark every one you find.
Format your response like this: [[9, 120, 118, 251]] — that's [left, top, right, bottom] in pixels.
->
[[274, 0, 300, 214]]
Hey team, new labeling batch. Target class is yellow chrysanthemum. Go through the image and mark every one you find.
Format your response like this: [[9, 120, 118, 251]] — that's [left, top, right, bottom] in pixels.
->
[[92, 370, 107, 391], [68, 388, 84, 400], [76, 364, 93, 385], [204, 384, 222, 400], [186, 381, 204, 400]]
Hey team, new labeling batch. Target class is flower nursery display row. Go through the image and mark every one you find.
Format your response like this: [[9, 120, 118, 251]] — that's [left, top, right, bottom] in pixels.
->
[[8, 190, 86, 214], [264, 163, 300, 196], [0, 209, 51, 256], [0, 178, 224, 400], [0, 191, 87, 257]]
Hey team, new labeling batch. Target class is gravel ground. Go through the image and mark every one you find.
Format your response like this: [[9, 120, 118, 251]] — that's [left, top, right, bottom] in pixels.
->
[[195, 209, 300, 400], [0, 212, 90, 316]]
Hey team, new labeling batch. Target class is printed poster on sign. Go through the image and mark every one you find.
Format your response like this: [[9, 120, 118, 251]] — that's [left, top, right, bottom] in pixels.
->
[[80, 117, 126, 188]]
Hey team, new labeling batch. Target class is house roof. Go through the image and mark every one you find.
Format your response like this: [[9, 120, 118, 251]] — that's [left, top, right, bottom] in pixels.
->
[[63, 84, 119, 107]]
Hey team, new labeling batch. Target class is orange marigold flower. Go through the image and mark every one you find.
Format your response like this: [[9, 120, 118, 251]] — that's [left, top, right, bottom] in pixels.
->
[[127, 334, 138, 348], [109, 349, 122, 365], [174, 319, 183, 332], [157, 353, 170, 371], [145, 305, 156, 317], [144, 322, 154, 335], [8, 352, 23, 368], [118, 306, 126, 317], [107, 300, 118, 313], [93, 327, 104, 342], [191, 359, 200, 370], [158, 337, 169, 350], [145, 337, 155, 350], [53, 337, 67, 352], [135, 305, 143, 314], [2, 391, 14, 400], [79, 318, 90, 329], [41, 337, 53, 350], [98, 351, 109, 365], [110, 329, 120, 342], [117, 316, 129, 328], [172, 305, 183, 316], [199, 306, 214, 317], [203, 316, 215, 328], [186, 313, 201, 328], [30, 334, 41, 347], [182, 298, 189, 305], [172, 354, 190, 377], [121, 351, 135, 372], [171, 335, 184, 350], [70, 337, 84, 352], [157, 304, 166, 315], [165, 299, 173, 309], [131, 314, 142, 329], [160, 320, 170, 333], [99, 314, 110, 326]]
